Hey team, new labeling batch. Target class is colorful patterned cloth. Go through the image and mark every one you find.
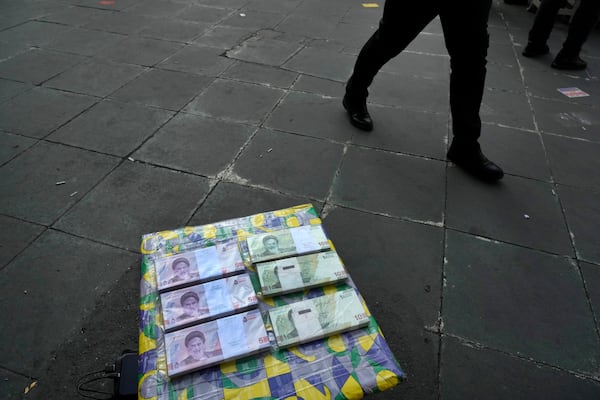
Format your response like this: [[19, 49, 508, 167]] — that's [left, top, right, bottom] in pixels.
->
[[138, 204, 404, 399]]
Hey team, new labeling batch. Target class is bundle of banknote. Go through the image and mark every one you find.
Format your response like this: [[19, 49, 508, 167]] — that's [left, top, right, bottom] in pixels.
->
[[257, 250, 348, 296], [247, 225, 330, 264], [269, 289, 369, 348], [165, 309, 270, 377], [160, 273, 258, 331]]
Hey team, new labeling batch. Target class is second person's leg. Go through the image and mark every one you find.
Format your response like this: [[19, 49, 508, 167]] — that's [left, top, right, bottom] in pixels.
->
[[344, 0, 439, 131]]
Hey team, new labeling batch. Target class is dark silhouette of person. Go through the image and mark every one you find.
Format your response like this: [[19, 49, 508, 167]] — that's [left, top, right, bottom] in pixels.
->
[[522, 0, 600, 70], [343, 0, 504, 182]]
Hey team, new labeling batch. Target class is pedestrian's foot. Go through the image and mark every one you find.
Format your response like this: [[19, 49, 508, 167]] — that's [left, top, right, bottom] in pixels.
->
[[522, 42, 549, 58], [343, 94, 373, 131], [551, 52, 587, 70], [447, 141, 504, 182]]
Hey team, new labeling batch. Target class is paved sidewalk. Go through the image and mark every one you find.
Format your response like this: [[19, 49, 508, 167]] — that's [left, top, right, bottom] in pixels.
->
[[1, 0, 600, 399]]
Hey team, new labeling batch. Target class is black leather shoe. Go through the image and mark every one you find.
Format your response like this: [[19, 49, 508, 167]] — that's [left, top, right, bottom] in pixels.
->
[[447, 141, 504, 182], [343, 94, 373, 132], [551, 52, 587, 70], [522, 42, 549, 58]]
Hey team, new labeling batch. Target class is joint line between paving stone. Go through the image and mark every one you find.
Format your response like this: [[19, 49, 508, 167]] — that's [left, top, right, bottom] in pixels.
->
[[0, 217, 48, 273], [444, 332, 600, 383], [0, 364, 38, 381]]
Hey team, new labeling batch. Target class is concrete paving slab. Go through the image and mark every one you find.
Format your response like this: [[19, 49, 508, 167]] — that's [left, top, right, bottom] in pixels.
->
[[382, 52, 450, 80], [0, 87, 96, 138], [265, 91, 354, 142], [244, 0, 302, 13], [0, 20, 73, 47], [175, 4, 234, 23], [221, 60, 297, 88], [138, 19, 210, 43], [37, 4, 109, 26], [580, 262, 600, 323], [351, 105, 448, 160], [324, 206, 443, 327], [329, 22, 377, 55], [341, 6, 383, 26], [226, 33, 305, 66], [43, 59, 145, 97], [446, 173, 573, 255], [0, 49, 86, 85], [133, 112, 254, 176], [0, 141, 119, 225], [487, 42, 519, 68], [0, 369, 34, 400], [291, 74, 344, 97], [199, 0, 249, 8], [232, 128, 344, 199], [405, 32, 447, 56], [193, 25, 255, 49], [557, 185, 600, 264], [158, 45, 235, 76], [479, 124, 551, 182], [0, 131, 37, 165], [220, 10, 285, 30], [54, 162, 211, 251], [43, 27, 125, 57], [323, 206, 442, 400], [95, 36, 184, 67], [488, 25, 513, 45], [0, 229, 138, 376], [440, 335, 600, 400], [485, 62, 525, 93], [293, 0, 352, 18], [543, 134, 600, 190], [27, 263, 140, 400], [0, 41, 29, 62], [68, 0, 142, 11], [276, 15, 338, 39], [523, 68, 599, 108], [184, 78, 284, 124], [481, 88, 535, 130], [370, 71, 449, 114], [0, 216, 44, 270], [531, 97, 600, 142], [110, 69, 213, 111], [0, 78, 31, 105], [0, 17, 19, 32], [48, 99, 173, 157], [331, 146, 446, 223], [82, 10, 154, 35], [125, 0, 188, 17], [189, 181, 320, 226], [444, 230, 600, 375], [283, 46, 355, 82]]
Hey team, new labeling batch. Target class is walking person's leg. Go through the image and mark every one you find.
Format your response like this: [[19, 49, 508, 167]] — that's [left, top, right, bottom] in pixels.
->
[[552, 0, 600, 69], [441, 0, 503, 181], [523, 0, 566, 57], [344, 0, 439, 131]]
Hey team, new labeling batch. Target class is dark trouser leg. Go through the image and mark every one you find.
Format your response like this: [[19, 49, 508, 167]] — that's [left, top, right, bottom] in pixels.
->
[[347, 0, 439, 100], [528, 0, 567, 45], [440, 0, 492, 144], [561, 0, 600, 56]]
